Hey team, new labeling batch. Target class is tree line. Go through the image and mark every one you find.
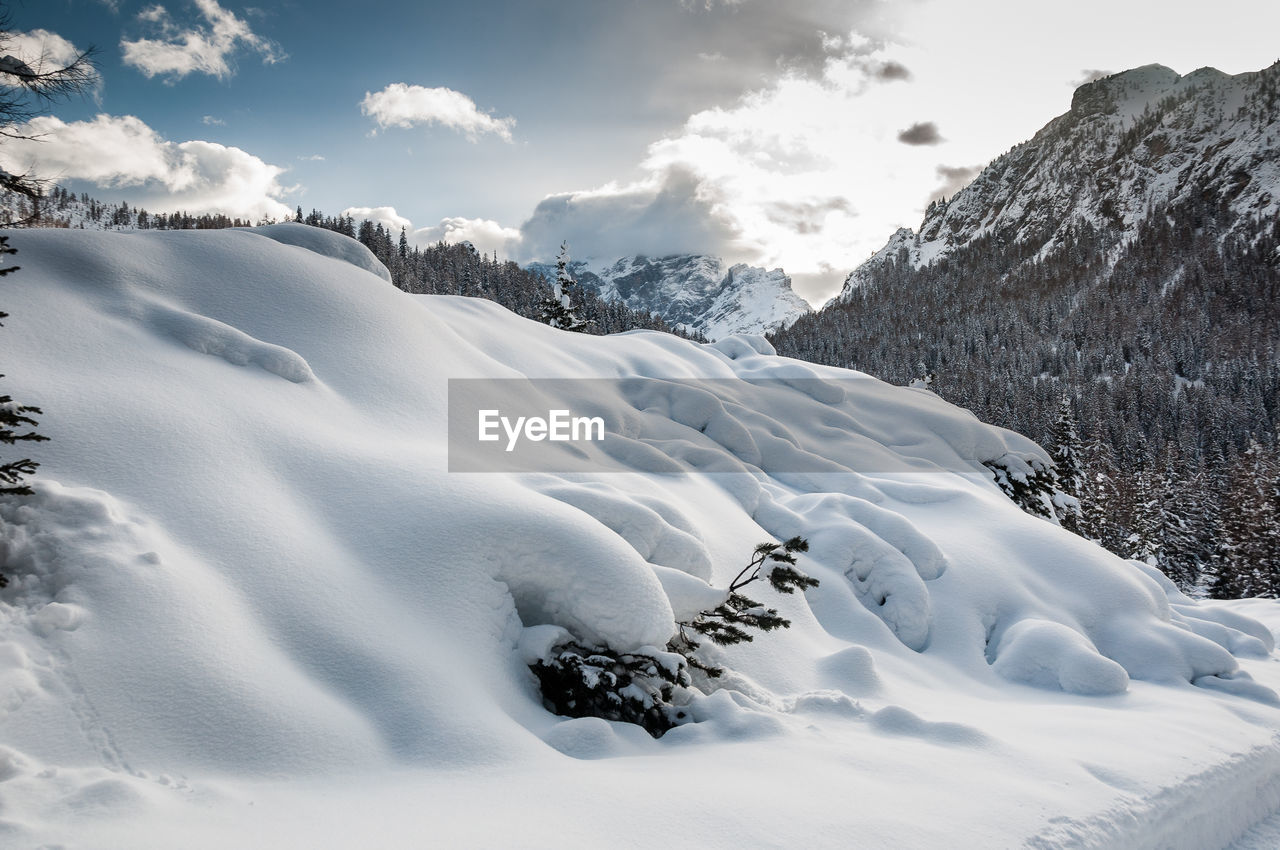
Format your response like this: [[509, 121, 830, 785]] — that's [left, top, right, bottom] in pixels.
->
[[8, 186, 702, 341]]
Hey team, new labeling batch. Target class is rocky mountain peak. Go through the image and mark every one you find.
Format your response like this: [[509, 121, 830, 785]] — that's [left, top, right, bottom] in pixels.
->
[[841, 60, 1280, 297], [531, 253, 810, 340]]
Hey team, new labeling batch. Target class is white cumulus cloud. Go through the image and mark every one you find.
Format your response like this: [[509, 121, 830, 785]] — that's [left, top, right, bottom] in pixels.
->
[[4, 28, 90, 73], [412, 216, 522, 256], [0, 113, 293, 221], [341, 205, 411, 232], [360, 84, 515, 143], [1, 29, 101, 100], [341, 205, 522, 257], [516, 58, 895, 300], [121, 0, 284, 81]]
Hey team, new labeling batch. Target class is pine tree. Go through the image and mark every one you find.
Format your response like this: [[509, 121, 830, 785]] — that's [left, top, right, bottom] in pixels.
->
[[0, 18, 96, 205], [1127, 466, 1164, 566], [668, 536, 818, 677], [529, 536, 816, 736], [1211, 440, 1277, 598], [0, 26, 95, 588], [1049, 392, 1085, 534], [0, 237, 49, 589], [538, 242, 589, 332], [1079, 428, 1124, 551]]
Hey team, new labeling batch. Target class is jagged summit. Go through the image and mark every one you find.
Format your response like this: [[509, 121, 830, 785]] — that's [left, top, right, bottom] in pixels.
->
[[530, 253, 811, 340]]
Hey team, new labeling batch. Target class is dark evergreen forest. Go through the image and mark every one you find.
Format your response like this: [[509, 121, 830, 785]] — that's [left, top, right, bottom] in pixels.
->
[[771, 193, 1280, 598]]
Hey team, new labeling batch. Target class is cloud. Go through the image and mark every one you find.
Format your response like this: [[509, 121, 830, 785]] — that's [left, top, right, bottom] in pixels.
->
[[121, 0, 284, 81], [297, 154, 324, 161], [897, 121, 944, 146], [2, 29, 101, 96], [340, 205, 522, 257], [931, 164, 981, 201], [520, 165, 744, 264], [412, 216, 523, 256], [875, 61, 912, 81], [341, 205, 411, 232], [669, 0, 898, 80], [360, 84, 515, 143], [1073, 69, 1113, 87], [4, 29, 88, 71], [0, 113, 293, 220], [201, 114, 225, 125], [512, 45, 968, 303]]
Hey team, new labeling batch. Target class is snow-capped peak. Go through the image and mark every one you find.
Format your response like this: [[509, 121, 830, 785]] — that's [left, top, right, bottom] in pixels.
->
[[530, 253, 811, 339]]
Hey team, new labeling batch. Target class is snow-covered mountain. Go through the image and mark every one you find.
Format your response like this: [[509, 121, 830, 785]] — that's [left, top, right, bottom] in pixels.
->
[[530, 253, 811, 339], [2, 224, 1280, 846], [842, 62, 1280, 294]]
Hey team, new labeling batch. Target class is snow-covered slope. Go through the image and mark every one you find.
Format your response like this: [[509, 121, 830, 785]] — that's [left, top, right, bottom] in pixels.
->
[[842, 62, 1280, 293], [2, 225, 1280, 847], [531, 253, 811, 339]]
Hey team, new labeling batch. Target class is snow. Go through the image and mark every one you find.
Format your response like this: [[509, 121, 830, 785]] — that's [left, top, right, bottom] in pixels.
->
[[1, 226, 1279, 847], [241, 221, 395, 284]]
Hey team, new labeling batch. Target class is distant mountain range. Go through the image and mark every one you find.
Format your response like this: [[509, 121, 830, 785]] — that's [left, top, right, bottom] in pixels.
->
[[528, 254, 811, 340]]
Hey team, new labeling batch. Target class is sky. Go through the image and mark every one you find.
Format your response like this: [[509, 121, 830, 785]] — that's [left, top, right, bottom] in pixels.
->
[[5, 0, 1280, 304]]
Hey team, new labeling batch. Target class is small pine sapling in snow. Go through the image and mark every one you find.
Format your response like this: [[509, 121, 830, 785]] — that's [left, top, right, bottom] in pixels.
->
[[907, 361, 936, 391], [668, 536, 817, 677]]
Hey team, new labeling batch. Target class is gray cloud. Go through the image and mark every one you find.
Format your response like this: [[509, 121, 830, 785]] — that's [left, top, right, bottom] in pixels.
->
[[897, 121, 944, 146], [875, 60, 912, 82], [1073, 69, 1113, 87], [931, 164, 982, 201], [763, 198, 853, 235], [517, 166, 744, 264], [613, 0, 910, 113]]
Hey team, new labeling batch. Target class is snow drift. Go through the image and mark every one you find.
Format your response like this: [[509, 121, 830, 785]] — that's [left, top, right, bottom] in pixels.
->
[[0, 224, 1278, 848]]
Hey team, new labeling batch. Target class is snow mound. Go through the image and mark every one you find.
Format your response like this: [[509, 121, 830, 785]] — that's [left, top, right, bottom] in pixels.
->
[[244, 222, 393, 283], [992, 619, 1130, 696], [0, 226, 1277, 846], [146, 300, 315, 383]]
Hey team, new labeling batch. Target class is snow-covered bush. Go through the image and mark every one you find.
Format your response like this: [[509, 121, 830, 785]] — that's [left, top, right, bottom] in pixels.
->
[[530, 537, 818, 737], [983, 454, 1062, 521], [530, 641, 691, 737]]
